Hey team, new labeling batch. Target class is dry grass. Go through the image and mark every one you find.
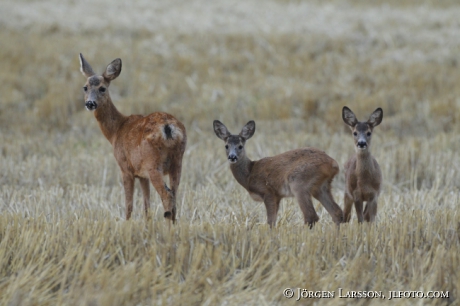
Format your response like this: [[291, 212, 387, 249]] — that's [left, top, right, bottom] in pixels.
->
[[0, 0, 459, 305]]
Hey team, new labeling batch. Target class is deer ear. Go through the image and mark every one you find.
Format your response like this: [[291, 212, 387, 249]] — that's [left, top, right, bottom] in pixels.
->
[[342, 106, 358, 127], [239, 120, 255, 140], [368, 108, 383, 128], [103, 58, 122, 81], [79, 53, 95, 78], [213, 120, 231, 140]]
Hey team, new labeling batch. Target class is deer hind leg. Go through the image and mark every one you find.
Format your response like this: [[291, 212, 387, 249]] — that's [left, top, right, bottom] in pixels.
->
[[343, 193, 354, 222], [363, 197, 378, 222], [167, 158, 184, 222], [314, 181, 343, 224], [291, 185, 319, 228], [139, 178, 150, 218], [263, 194, 281, 228], [122, 174, 135, 220], [149, 169, 175, 223]]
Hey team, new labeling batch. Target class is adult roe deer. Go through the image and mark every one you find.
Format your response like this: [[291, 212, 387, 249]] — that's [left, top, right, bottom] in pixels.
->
[[79, 54, 186, 223], [213, 120, 343, 227], [342, 106, 383, 223]]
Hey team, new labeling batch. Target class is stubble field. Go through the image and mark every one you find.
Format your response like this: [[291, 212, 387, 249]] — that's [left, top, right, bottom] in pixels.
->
[[0, 0, 460, 305]]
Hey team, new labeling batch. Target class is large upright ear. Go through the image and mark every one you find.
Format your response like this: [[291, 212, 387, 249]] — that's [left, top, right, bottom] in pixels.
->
[[239, 120, 255, 140], [103, 58, 122, 81], [368, 108, 383, 128], [213, 120, 231, 140], [342, 106, 358, 127], [79, 53, 95, 78]]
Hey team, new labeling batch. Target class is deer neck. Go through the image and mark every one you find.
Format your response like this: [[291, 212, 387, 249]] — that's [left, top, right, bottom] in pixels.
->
[[356, 150, 375, 175], [94, 97, 127, 145], [230, 156, 254, 190]]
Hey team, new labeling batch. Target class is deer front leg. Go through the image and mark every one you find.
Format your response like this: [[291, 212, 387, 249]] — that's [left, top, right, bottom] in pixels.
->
[[122, 174, 135, 220], [343, 193, 354, 222], [139, 178, 150, 218], [149, 170, 176, 223], [354, 199, 364, 223], [364, 197, 378, 222], [263, 194, 280, 228]]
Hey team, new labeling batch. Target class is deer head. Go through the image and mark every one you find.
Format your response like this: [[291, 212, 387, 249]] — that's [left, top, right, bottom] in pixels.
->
[[213, 120, 255, 163], [79, 53, 122, 111], [342, 106, 383, 152]]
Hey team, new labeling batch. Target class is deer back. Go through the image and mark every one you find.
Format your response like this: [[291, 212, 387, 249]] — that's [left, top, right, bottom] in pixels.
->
[[244, 147, 339, 198], [112, 112, 186, 178]]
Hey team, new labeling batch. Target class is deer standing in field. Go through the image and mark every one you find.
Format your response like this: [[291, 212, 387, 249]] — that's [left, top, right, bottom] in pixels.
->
[[79, 54, 186, 223], [342, 106, 383, 223], [213, 120, 343, 227]]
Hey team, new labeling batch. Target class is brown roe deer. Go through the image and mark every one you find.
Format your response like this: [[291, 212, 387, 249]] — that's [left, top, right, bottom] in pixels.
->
[[342, 106, 383, 223], [213, 120, 343, 227], [79, 54, 186, 223]]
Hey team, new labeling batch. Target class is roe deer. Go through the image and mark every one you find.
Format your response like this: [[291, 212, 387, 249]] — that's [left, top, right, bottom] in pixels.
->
[[79, 54, 186, 223], [342, 106, 383, 223], [213, 120, 343, 227]]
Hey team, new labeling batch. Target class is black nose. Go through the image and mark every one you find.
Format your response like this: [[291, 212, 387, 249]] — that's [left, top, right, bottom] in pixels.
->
[[228, 154, 237, 162], [85, 101, 97, 110], [357, 141, 367, 148]]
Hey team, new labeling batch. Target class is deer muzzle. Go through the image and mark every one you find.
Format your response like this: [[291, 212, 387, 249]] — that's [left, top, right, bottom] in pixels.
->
[[357, 140, 367, 149], [85, 101, 98, 111], [228, 153, 238, 163]]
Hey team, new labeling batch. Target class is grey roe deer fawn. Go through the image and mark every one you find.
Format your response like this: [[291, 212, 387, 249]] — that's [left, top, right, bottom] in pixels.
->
[[79, 54, 186, 223], [342, 106, 383, 223], [213, 120, 343, 227]]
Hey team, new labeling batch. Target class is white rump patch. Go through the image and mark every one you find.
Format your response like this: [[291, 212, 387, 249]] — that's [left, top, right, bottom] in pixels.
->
[[161, 124, 183, 141]]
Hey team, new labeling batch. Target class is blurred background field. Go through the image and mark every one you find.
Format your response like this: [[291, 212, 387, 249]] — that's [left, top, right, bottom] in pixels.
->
[[0, 0, 459, 305]]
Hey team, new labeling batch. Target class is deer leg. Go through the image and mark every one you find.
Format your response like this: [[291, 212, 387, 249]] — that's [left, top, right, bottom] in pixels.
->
[[354, 199, 364, 223], [292, 187, 319, 229], [122, 174, 135, 220], [139, 178, 150, 218], [167, 158, 183, 222], [263, 194, 280, 228], [364, 197, 378, 222], [314, 182, 343, 224], [149, 170, 175, 224], [343, 193, 354, 222]]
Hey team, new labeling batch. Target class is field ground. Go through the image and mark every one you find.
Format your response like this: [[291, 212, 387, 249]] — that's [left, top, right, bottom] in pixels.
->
[[0, 0, 460, 305]]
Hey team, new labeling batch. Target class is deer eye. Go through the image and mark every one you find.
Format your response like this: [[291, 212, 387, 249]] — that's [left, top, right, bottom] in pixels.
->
[[238, 145, 243, 150], [99, 87, 106, 93], [367, 132, 371, 136], [225, 145, 228, 149], [83, 86, 88, 92], [353, 132, 357, 136]]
